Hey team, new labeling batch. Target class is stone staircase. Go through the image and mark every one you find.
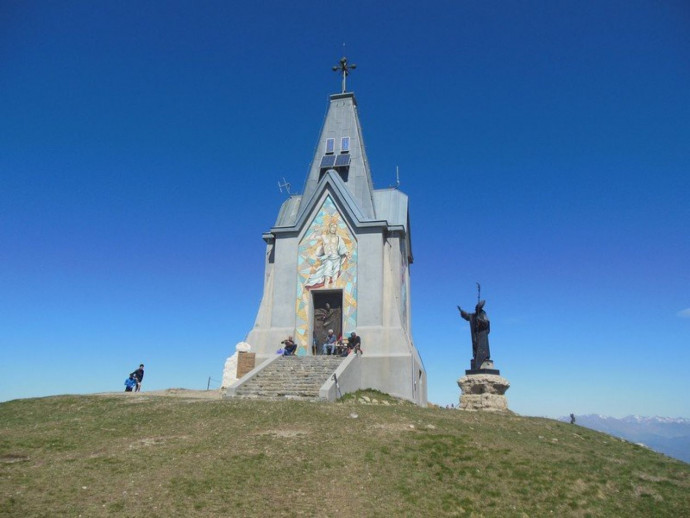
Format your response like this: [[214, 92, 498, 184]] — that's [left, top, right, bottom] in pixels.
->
[[233, 356, 344, 400]]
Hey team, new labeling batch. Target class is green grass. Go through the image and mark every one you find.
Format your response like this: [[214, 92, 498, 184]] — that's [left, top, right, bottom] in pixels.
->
[[1, 391, 689, 517]]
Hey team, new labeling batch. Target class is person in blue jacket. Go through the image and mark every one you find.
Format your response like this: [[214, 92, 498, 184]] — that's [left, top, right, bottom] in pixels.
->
[[124, 374, 137, 392]]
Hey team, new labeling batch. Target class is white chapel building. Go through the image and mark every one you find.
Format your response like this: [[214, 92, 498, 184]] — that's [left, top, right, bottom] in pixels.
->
[[226, 79, 427, 405]]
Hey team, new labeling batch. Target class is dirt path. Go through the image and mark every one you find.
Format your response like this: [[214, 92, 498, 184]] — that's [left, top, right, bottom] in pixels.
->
[[97, 388, 225, 400]]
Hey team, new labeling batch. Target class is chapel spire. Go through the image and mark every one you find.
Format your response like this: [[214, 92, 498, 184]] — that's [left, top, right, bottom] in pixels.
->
[[297, 59, 376, 221]]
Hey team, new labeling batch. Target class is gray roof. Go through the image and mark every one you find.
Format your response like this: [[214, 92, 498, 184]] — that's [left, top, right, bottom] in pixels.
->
[[372, 188, 409, 229], [274, 195, 302, 227], [274, 177, 409, 231], [273, 170, 380, 231]]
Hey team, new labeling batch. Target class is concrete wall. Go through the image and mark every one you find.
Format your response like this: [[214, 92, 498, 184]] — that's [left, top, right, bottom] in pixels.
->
[[320, 353, 426, 406], [356, 231, 383, 329], [245, 236, 298, 356]]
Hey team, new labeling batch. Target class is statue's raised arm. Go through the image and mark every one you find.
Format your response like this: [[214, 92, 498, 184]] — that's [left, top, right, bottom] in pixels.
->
[[457, 306, 471, 321]]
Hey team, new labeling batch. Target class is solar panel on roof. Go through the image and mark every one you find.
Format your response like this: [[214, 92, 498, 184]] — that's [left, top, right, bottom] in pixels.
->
[[320, 155, 336, 168], [335, 154, 351, 167]]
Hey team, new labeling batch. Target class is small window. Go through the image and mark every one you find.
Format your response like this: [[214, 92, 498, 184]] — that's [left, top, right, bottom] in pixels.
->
[[325, 138, 335, 154], [341, 136, 350, 153]]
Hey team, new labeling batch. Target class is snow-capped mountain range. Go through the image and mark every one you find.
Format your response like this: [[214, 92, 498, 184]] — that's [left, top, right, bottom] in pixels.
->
[[558, 414, 690, 464], [616, 415, 689, 425]]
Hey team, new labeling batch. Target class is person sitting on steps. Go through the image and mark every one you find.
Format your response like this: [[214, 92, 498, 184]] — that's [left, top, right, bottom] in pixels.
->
[[281, 336, 297, 356], [322, 329, 336, 355], [348, 331, 362, 356]]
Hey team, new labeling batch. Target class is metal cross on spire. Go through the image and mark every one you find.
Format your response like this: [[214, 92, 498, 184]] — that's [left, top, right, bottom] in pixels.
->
[[332, 56, 356, 93]]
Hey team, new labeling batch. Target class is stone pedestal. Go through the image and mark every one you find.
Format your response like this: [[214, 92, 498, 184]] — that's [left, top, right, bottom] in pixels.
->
[[457, 373, 510, 412], [221, 342, 252, 388], [236, 352, 256, 379]]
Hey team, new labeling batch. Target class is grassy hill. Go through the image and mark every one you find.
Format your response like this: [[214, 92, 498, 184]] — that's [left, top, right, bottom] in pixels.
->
[[1, 391, 689, 517]]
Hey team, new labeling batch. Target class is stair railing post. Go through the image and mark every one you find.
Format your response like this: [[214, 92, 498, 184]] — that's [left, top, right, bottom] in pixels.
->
[[332, 373, 342, 400]]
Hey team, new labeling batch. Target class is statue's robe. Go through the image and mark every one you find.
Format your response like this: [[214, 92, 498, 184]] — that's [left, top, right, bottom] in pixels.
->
[[460, 309, 491, 370]]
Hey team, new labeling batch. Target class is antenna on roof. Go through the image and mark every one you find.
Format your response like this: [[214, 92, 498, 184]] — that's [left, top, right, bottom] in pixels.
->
[[278, 177, 292, 196], [389, 166, 401, 189]]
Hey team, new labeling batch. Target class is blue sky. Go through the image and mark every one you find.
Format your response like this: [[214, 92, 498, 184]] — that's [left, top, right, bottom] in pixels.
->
[[1, 1, 688, 417]]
